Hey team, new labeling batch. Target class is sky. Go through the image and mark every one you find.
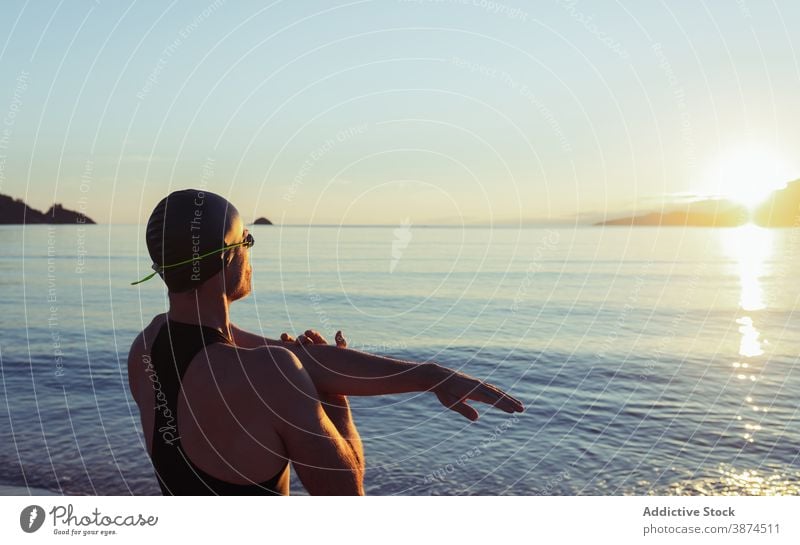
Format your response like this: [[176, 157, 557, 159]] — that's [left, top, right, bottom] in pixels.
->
[[1, 0, 799, 225]]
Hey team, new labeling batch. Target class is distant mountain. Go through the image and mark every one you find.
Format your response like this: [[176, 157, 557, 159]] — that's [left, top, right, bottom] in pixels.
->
[[252, 216, 273, 225], [0, 193, 96, 224], [599, 210, 745, 227], [597, 181, 800, 227]]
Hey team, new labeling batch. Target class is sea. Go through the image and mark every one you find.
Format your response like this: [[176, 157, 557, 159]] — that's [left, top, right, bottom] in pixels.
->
[[0, 224, 798, 496]]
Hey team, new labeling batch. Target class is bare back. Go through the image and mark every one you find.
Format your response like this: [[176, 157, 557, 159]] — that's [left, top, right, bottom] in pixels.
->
[[127, 313, 290, 491]]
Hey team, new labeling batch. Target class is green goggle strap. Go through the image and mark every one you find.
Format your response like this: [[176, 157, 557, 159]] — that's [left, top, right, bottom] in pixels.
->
[[130, 240, 248, 286]]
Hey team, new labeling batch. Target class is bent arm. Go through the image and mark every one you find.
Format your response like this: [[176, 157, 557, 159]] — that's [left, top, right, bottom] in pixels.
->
[[255, 347, 364, 495], [319, 393, 364, 470]]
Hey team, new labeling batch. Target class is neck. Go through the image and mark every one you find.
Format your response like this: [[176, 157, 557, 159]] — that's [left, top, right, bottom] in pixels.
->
[[167, 286, 231, 338]]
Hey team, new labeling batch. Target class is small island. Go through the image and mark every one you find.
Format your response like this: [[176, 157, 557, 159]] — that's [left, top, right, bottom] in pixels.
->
[[0, 193, 96, 224], [252, 216, 273, 225]]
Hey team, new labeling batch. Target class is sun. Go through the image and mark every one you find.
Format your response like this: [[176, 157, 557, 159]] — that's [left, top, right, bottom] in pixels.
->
[[704, 147, 790, 210]]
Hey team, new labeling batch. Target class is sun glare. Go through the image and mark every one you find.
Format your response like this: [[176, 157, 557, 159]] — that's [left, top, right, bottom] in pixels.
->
[[720, 224, 772, 312], [705, 148, 790, 209]]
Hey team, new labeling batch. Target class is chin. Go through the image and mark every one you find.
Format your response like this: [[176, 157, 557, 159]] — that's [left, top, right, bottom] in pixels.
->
[[230, 283, 251, 302]]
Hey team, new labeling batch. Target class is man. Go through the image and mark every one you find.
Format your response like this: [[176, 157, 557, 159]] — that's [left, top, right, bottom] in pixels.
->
[[127, 188, 524, 495]]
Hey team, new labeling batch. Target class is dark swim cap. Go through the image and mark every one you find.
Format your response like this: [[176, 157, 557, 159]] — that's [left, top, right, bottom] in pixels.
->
[[145, 188, 240, 293]]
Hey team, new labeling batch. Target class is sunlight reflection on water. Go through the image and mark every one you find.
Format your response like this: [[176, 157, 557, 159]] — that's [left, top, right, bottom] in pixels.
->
[[668, 465, 800, 496], [720, 224, 772, 312], [720, 225, 774, 448]]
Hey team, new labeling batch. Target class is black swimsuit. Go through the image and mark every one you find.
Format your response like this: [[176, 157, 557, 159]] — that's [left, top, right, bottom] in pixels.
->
[[148, 318, 288, 495]]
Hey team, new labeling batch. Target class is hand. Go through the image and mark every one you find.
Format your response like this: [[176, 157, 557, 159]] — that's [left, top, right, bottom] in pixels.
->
[[281, 330, 350, 405], [280, 329, 348, 348], [431, 366, 524, 422]]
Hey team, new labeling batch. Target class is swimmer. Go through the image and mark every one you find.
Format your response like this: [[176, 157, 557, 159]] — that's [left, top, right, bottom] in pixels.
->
[[127, 188, 524, 495]]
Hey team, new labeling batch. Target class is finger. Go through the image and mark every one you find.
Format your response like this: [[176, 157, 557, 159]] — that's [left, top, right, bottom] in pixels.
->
[[476, 379, 524, 408], [296, 334, 312, 345], [280, 333, 295, 343], [470, 382, 525, 413], [305, 330, 328, 344], [335, 330, 347, 348], [487, 384, 524, 412], [443, 372, 524, 412], [449, 401, 479, 421]]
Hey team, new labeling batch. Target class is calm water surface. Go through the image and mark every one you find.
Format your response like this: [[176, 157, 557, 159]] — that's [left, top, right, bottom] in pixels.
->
[[0, 224, 798, 495]]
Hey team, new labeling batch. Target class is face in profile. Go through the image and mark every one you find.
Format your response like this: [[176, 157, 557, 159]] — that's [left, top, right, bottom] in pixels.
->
[[222, 216, 253, 302]]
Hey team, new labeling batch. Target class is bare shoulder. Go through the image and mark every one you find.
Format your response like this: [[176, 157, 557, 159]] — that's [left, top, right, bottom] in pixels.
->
[[233, 346, 319, 425], [129, 314, 167, 352], [126, 314, 167, 401], [237, 345, 313, 393], [127, 315, 165, 367]]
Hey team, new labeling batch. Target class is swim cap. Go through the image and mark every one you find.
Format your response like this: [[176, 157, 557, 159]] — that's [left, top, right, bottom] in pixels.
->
[[145, 188, 240, 293]]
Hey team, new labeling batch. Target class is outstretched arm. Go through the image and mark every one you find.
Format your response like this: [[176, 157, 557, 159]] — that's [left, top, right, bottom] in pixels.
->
[[230, 324, 524, 420]]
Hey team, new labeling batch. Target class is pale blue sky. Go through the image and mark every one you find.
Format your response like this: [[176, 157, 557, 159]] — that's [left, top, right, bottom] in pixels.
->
[[1, 0, 799, 224]]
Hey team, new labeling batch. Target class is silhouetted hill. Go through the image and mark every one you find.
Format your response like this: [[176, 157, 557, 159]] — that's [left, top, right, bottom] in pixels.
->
[[597, 181, 800, 227], [599, 211, 743, 227], [252, 216, 273, 225], [597, 199, 749, 227], [0, 193, 96, 224], [752, 180, 800, 227], [0, 194, 47, 223]]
